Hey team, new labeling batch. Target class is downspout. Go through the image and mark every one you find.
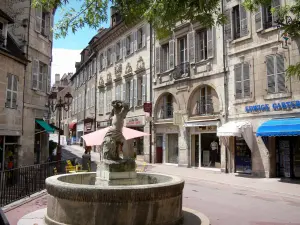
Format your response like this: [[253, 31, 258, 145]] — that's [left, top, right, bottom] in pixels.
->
[[149, 22, 153, 163], [94, 54, 98, 151], [222, 1, 229, 174]]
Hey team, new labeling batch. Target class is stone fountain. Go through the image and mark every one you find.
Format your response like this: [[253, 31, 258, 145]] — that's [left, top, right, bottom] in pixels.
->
[[17, 101, 209, 225]]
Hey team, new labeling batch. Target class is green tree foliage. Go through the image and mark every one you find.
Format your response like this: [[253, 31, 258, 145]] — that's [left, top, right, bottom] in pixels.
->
[[244, 0, 300, 79]]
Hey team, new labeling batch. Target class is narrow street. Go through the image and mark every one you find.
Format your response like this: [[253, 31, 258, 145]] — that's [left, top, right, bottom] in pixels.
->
[[61, 145, 300, 225]]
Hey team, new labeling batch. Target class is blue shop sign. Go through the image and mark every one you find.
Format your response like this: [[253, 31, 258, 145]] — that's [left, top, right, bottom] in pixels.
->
[[245, 100, 300, 113]]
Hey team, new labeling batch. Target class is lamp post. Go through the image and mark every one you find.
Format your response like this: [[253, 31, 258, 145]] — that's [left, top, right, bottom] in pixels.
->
[[49, 92, 73, 162]]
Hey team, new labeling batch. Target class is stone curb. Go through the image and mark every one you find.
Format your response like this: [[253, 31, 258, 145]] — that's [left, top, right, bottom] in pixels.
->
[[183, 207, 210, 225], [2, 190, 47, 213]]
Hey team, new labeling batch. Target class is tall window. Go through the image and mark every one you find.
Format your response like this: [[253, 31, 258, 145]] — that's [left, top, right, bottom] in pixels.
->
[[98, 89, 104, 115], [106, 87, 112, 113], [86, 88, 90, 108], [107, 48, 112, 66], [99, 54, 104, 70], [231, 4, 248, 40], [234, 63, 250, 99], [137, 77, 143, 106], [35, 7, 51, 37], [178, 36, 187, 64], [196, 30, 207, 61], [137, 27, 143, 49], [126, 35, 131, 56], [266, 54, 285, 94], [115, 83, 122, 100], [6, 74, 18, 109], [116, 42, 121, 61], [197, 86, 213, 115], [125, 80, 131, 104], [161, 43, 169, 72]]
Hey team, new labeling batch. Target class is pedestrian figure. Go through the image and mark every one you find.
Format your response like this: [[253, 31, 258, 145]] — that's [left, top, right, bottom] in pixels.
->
[[82, 146, 91, 171]]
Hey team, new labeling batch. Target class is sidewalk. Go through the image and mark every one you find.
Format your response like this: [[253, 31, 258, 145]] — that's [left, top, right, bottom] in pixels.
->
[[148, 164, 300, 198]]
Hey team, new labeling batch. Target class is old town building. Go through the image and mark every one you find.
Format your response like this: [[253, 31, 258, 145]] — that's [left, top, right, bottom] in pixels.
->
[[1, 1, 54, 166], [217, 0, 300, 178]]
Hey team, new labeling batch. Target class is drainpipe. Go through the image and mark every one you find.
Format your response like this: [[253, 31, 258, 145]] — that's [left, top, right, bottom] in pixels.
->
[[222, 1, 229, 174], [149, 22, 153, 164], [94, 54, 98, 152]]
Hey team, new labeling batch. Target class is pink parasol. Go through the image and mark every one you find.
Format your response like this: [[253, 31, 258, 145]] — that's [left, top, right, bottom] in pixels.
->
[[81, 126, 150, 146]]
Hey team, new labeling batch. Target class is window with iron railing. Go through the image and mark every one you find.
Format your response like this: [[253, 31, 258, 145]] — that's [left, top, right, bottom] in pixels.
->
[[172, 62, 190, 80], [196, 86, 214, 115], [160, 103, 173, 119]]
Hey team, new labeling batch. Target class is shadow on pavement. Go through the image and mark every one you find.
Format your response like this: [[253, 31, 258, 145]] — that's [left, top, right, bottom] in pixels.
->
[[279, 178, 300, 184], [234, 173, 265, 179]]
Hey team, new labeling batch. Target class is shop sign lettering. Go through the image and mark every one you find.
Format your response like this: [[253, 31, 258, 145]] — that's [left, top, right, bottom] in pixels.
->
[[245, 100, 300, 113], [126, 116, 145, 127]]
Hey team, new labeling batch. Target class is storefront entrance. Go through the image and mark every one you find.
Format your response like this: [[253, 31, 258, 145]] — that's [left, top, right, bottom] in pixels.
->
[[234, 137, 252, 174], [167, 134, 178, 164], [276, 137, 300, 178]]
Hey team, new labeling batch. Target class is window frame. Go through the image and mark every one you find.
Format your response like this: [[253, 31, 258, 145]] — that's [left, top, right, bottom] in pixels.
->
[[5, 74, 18, 109]]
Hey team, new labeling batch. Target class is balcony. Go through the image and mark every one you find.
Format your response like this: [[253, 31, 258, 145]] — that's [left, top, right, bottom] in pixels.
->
[[159, 104, 173, 119], [172, 62, 190, 80]]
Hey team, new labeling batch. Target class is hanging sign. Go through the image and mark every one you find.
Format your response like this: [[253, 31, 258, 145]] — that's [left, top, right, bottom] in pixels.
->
[[143, 103, 152, 113]]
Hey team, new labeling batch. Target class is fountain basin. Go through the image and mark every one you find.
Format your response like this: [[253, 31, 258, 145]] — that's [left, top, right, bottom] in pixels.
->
[[45, 172, 184, 225]]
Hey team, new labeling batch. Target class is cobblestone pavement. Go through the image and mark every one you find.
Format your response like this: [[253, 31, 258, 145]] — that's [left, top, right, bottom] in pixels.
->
[[4, 145, 300, 225]]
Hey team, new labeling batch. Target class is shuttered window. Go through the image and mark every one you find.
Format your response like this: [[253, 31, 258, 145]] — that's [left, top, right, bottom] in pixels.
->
[[98, 89, 104, 115], [115, 83, 122, 100], [195, 29, 214, 62], [106, 87, 112, 113], [234, 62, 251, 99], [6, 74, 18, 109], [266, 54, 285, 94], [255, 0, 281, 31], [232, 4, 248, 40]]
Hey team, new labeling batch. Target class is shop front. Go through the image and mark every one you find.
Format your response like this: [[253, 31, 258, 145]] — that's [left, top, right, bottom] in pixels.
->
[[0, 136, 20, 171], [76, 121, 84, 145], [155, 124, 179, 164], [125, 116, 145, 155], [185, 120, 220, 169], [97, 120, 110, 130], [217, 121, 253, 174], [257, 117, 300, 178]]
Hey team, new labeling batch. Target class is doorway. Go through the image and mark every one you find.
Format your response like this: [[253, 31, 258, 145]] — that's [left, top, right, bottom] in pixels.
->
[[235, 136, 252, 174], [191, 134, 200, 167], [200, 133, 220, 168], [156, 135, 163, 163], [167, 134, 178, 164]]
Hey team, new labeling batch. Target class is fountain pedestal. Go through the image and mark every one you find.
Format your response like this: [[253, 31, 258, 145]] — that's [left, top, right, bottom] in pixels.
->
[[95, 159, 138, 186]]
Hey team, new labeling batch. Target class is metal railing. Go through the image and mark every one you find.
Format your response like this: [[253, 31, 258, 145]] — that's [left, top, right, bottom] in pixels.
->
[[160, 104, 173, 119], [0, 158, 75, 207], [172, 62, 190, 80], [196, 96, 214, 115]]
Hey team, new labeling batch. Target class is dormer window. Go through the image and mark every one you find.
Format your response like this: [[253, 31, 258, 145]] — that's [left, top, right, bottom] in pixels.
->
[[0, 20, 8, 47]]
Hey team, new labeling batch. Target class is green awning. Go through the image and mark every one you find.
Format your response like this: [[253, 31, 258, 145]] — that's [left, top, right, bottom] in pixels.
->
[[35, 119, 55, 133]]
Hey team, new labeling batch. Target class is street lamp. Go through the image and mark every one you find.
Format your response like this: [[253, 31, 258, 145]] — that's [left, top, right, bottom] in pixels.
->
[[49, 92, 73, 161]]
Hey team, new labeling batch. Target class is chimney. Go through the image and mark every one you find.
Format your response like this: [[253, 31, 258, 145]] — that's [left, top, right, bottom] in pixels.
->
[[110, 6, 118, 27], [55, 74, 60, 85]]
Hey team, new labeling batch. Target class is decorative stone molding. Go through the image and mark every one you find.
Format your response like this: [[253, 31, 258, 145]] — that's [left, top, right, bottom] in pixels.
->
[[98, 76, 105, 87], [136, 56, 145, 73], [106, 72, 112, 85], [125, 62, 133, 75], [114, 63, 122, 81]]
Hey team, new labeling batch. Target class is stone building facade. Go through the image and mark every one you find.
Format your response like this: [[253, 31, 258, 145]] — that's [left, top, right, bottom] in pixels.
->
[[217, 0, 300, 178], [1, 1, 54, 166], [0, 9, 28, 170], [152, 21, 226, 167]]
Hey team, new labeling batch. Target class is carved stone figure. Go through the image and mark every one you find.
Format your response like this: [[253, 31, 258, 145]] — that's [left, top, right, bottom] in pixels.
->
[[101, 100, 130, 160]]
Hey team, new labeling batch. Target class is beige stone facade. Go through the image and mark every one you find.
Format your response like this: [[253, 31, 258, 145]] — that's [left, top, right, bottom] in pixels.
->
[[1, 0, 54, 166]]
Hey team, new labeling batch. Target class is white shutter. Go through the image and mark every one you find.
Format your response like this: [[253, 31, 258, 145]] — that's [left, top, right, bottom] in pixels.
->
[[134, 30, 137, 51], [207, 28, 214, 58], [134, 78, 137, 107], [234, 64, 242, 99], [155, 46, 161, 74], [187, 31, 195, 63], [32, 59, 39, 90], [255, 6, 263, 32], [266, 55, 275, 93], [240, 4, 248, 37], [224, 10, 232, 41], [243, 63, 250, 98], [276, 54, 285, 92], [142, 26, 146, 48], [169, 39, 175, 70], [119, 42, 123, 60], [130, 34, 134, 54], [122, 39, 126, 59], [49, 13, 53, 41], [104, 50, 107, 68], [43, 66, 47, 92], [142, 74, 147, 104], [35, 8, 42, 33], [272, 0, 281, 26], [47, 65, 51, 94], [45, 14, 50, 36], [112, 45, 116, 64], [130, 79, 133, 108]]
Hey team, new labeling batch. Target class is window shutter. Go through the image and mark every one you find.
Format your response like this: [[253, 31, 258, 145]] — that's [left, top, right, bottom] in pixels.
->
[[43, 66, 47, 92], [255, 6, 263, 32], [104, 50, 107, 68], [49, 13, 53, 41], [47, 65, 51, 94], [134, 78, 137, 107], [130, 79, 134, 108], [142, 26, 146, 48], [6, 74, 12, 108], [272, 0, 281, 26], [243, 63, 250, 98], [224, 10, 232, 41], [45, 14, 50, 36], [123, 82, 126, 102], [115, 84, 119, 100], [234, 64, 243, 99], [119, 42, 123, 60], [122, 39, 126, 59], [97, 53, 101, 72], [130, 34, 134, 54], [187, 31, 195, 63], [142, 74, 147, 104], [155, 46, 161, 74], [240, 4, 248, 37], [32, 59, 39, 90], [169, 39, 175, 70], [112, 45, 116, 64], [134, 31, 137, 51], [207, 28, 214, 58], [276, 54, 285, 92], [35, 8, 42, 33], [266, 55, 275, 93]]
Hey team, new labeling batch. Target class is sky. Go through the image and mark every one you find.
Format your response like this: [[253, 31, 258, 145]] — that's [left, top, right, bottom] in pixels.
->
[[51, 0, 110, 84]]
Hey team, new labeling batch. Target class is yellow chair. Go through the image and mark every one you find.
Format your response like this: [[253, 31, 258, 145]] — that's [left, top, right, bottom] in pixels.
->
[[136, 162, 147, 172]]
